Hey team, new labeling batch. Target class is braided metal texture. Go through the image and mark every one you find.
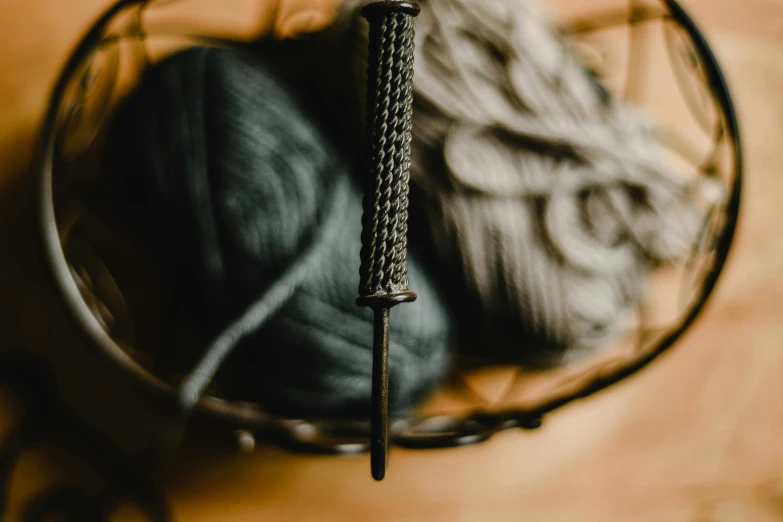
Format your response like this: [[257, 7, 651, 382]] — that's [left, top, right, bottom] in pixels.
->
[[358, 10, 416, 297]]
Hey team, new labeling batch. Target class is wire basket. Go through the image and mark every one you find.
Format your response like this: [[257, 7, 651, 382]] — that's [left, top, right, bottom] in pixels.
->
[[37, 0, 741, 455]]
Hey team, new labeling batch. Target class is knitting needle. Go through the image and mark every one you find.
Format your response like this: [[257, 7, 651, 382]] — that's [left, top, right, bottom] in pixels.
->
[[357, 0, 421, 481]]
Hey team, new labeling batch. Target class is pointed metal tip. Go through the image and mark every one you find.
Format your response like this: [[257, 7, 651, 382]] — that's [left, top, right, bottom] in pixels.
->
[[372, 460, 386, 481]]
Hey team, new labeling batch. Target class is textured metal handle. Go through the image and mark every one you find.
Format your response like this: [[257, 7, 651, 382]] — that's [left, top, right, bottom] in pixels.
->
[[357, 0, 420, 481]]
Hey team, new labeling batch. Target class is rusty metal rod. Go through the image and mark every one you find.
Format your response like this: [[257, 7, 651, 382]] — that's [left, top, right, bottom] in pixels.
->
[[370, 307, 391, 479]]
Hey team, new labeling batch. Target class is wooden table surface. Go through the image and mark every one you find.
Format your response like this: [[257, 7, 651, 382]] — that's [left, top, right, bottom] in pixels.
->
[[1, 0, 782, 520]]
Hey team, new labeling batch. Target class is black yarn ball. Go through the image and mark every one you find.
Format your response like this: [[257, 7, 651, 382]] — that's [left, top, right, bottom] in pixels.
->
[[104, 46, 452, 418]]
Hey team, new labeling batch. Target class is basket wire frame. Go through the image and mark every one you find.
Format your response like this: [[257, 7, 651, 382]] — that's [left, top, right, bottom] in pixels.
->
[[37, 0, 741, 455]]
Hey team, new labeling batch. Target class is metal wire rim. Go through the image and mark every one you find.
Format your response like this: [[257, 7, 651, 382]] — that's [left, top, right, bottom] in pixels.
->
[[36, 0, 742, 453]]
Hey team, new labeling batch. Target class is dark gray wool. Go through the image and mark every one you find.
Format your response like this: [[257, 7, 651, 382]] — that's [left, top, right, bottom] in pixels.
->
[[104, 46, 452, 419]]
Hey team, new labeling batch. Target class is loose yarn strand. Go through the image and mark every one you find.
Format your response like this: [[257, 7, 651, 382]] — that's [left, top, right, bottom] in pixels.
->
[[143, 178, 352, 465], [177, 177, 352, 412]]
